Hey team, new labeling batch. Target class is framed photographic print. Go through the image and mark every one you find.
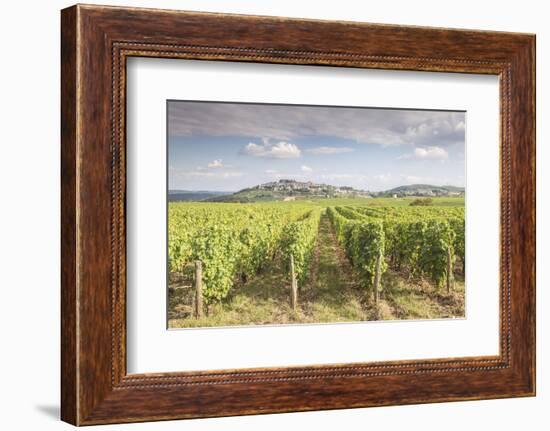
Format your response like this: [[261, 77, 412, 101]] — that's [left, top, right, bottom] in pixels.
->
[[164, 100, 467, 330], [61, 4, 536, 425]]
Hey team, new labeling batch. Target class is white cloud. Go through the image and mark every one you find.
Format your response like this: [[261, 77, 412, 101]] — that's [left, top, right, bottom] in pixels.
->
[[265, 169, 278, 174], [242, 140, 301, 159], [305, 146, 355, 155], [207, 159, 223, 168], [301, 165, 313, 173], [400, 146, 448, 161], [413, 146, 448, 160]]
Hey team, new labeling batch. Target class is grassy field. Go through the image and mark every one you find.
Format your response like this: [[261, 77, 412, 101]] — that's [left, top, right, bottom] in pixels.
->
[[227, 196, 465, 208], [309, 196, 464, 207], [168, 198, 465, 329]]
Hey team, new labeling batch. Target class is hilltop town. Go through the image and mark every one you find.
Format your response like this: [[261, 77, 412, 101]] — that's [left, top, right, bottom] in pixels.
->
[[250, 179, 371, 200]]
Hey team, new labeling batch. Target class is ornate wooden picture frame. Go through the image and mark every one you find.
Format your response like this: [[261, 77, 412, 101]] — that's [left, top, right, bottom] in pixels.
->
[[61, 4, 535, 425]]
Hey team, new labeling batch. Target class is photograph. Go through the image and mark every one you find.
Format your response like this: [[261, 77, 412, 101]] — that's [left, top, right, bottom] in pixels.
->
[[167, 101, 466, 328]]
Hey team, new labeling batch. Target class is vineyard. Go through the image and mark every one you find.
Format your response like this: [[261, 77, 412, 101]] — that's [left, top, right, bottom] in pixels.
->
[[168, 198, 465, 328]]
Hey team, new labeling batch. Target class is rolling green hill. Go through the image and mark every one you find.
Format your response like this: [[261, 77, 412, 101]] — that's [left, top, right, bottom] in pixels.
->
[[206, 180, 464, 202], [377, 184, 465, 198]]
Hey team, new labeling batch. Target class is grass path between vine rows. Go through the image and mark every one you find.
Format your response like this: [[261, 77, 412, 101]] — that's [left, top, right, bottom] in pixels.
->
[[299, 212, 375, 322]]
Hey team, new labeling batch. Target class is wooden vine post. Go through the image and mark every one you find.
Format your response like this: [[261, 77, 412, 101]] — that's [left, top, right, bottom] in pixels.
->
[[194, 260, 203, 318], [446, 247, 454, 293], [373, 251, 382, 317], [290, 254, 298, 311]]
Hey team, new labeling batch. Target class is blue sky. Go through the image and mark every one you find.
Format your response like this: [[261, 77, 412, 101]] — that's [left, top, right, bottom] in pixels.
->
[[168, 101, 465, 192]]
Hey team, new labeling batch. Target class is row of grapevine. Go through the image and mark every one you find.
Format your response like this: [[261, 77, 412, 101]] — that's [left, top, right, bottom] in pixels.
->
[[280, 209, 322, 282], [329, 205, 464, 290], [392, 219, 456, 287], [353, 205, 465, 275], [168, 203, 320, 305], [327, 207, 386, 289]]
